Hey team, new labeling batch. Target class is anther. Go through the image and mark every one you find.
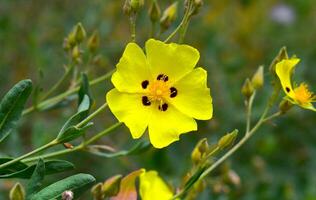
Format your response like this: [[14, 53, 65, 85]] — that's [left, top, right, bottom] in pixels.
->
[[170, 87, 177, 98], [141, 80, 149, 89], [158, 103, 168, 111], [157, 74, 169, 82], [142, 96, 151, 106], [286, 87, 290, 93]]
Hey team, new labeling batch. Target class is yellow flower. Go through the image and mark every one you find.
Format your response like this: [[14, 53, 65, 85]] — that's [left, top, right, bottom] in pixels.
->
[[275, 58, 316, 111], [106, 39, 213, 148], [139, 170, 173, 200]]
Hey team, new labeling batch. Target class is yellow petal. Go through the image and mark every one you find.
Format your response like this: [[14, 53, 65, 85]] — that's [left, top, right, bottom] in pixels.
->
[[139, 171, 173, 200], [300, 102, 316, 112], [106, 89, 151, 139], [112, 43, 152, 93], [145, 39, 200, 83], [275, 58, 300, 99], [148, 104, 197, 148], [171, 67, 213, 120]]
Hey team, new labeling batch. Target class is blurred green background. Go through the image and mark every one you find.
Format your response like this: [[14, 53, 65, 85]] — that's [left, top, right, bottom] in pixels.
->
[[1, 0, 316, 199]]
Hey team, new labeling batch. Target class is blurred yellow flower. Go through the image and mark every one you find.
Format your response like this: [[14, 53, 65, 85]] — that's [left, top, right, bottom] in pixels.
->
[[106, 39, 213, 148], [139, 170, 173, 200], [275, 58, 316, 111]]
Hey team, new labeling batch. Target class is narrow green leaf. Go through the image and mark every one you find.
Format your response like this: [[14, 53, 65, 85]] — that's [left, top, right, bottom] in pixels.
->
[[26, 159, 45, 199], [86, 141, 151, 158], [0, 160, 74, 179], [78, 73, 93, 112], [0, 79, 32, 142], [56, 122, 93, 143], [0, 158, 28, 174], [56, 95, 92, 143], [31, 173, 96, 200]]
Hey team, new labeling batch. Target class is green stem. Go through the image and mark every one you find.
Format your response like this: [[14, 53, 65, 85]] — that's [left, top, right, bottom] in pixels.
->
[[172, 107, 278, 199], [22, 69, 115, 115], [76, 103, 108, 128], [0, 140, 57, 170], [246, 92, 256, 133], [40, 65, 74, 101], [130, 14, 137, 42], [22, 122, 122, 163], [164, 1, 193, 43]]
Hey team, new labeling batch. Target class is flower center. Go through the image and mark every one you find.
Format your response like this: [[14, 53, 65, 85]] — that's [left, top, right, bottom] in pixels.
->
[[148, 80, 170, 102], [294, 83, 315, 105], [140, 74, 178, 111]]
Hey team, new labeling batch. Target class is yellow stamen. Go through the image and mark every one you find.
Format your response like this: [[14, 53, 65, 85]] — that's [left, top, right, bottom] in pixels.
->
[[148, 80, 170, 102], [293, 83, 315, 105]]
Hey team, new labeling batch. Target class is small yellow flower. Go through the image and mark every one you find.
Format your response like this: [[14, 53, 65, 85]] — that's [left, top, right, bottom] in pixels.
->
[[106, 39, 213, 148], [139, 170, 173, 200], [275, 58, 316, 111]]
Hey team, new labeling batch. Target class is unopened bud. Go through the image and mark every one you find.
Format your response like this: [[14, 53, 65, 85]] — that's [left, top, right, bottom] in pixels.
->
[[103, 175, 122, 197], [63, 38, 71, 51], [241, 78, 254, 99], [160, 2, 178, 31], [62, 191, 73, 200], [74, 23, 86, 43], [192, 0, 204, 15], [149, 0, 161, 23], [218, 129, 238, 150], [88, 31, 100, 53], [72, 46, 82, 63], [191, 138, 209, 164], [123, 0, 132, 15], [269, 46, 288, 73], [279, 99, 293, 114], [67, 32, 76, 48], [91, 183, 103, 200], [9, 183, 25, 200], [63, 143, 74, 149], [251, 65, 264, 89], [131, 0, 144, 13]]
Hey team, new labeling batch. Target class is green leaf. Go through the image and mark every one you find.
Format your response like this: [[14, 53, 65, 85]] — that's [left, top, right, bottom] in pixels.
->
[[0, 158, 28, 174], [56, 95, 92, 143], [26, 159, 45, 199], [0, 160, 74, 179], [86, 141, 151, 158], [0, 79, 32, 142], [31, 173, 96, 200], [78, 73, 93, 113]]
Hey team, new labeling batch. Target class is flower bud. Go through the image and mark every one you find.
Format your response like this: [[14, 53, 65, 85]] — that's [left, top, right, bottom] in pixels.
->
[[72, 46, 82, 63], [279, 99, 293, 114], [88, 31, 100, 53], [269, 46, 288, 74], [191, 138, 209, 164], [9, 183, 25, 200], [123, 0, 132, 15], [131, 0, 144, 13], [102, 175, 122, 197], [192, 0, 204, 15], [251, 65, 264, 89], [74, 23, 86, 43], [62, 191, 73, 200], [218, 129, 238, 150], [160, 2, 178, 31], [241, 78, 254, 99], [67, 32, 77, 48], [149, 0, 161, 23], [91, 183, 104, 200]]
